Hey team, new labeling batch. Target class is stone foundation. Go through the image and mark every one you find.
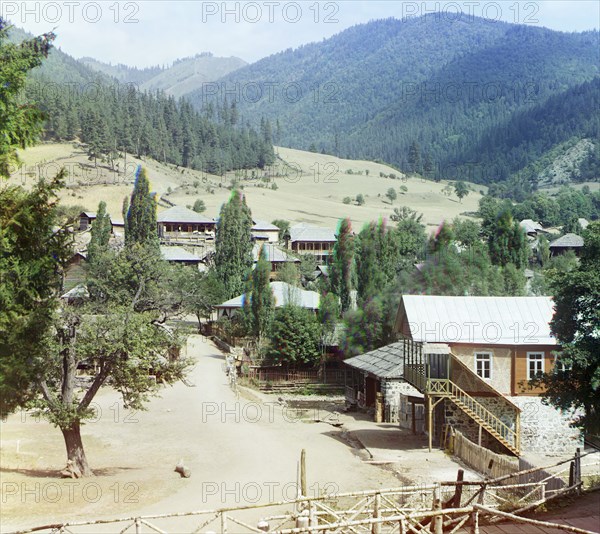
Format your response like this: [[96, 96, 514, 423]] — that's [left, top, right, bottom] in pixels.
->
[[444, 395, 583, 456], [382, 379, 421, 423]]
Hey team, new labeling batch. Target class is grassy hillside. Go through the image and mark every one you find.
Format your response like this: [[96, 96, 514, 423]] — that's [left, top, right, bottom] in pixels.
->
[[189, 16, 599, 187], [11, 144, 484, 232], [81, 54, 247, 98]]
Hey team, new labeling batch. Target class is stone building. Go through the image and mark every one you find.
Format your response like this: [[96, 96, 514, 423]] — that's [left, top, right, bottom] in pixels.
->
[[344, 342, 423, 424]]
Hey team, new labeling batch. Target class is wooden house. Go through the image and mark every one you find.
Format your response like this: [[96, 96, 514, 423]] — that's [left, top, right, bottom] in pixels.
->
[[549, 233, 584, 257], [287, 223, 336, 264], [253, 243, 300, 280], [79, 211, 96, 231], [393, 295, 582, 456], [160, 245, 205, 268], [215, 282, 319, 320], [252, 220, 280, 242], [157, 206, 216, 239]]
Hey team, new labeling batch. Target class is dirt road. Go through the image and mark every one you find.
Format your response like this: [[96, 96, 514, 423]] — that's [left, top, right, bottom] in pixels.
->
[[1, 336, 407, 531]]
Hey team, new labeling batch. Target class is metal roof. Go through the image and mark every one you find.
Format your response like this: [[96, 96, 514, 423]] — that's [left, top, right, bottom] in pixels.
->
[[252, 220, 280, 231], [344, 342, 407, 379], [216, 282, 319, 310], [157, 205, 215, 224], [549, 233, 584, 248], [289, 223, 336, 243], [252, 243, 299, 263], [400, 295, 556, 345], [160, 246, 203, 263]]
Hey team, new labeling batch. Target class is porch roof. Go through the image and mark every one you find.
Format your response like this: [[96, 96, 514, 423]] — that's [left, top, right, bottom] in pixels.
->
[[344, 342, 406, 379]]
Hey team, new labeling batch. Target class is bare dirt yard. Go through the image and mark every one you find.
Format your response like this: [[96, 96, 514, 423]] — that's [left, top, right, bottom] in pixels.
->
[[1, 335, 475, 533]]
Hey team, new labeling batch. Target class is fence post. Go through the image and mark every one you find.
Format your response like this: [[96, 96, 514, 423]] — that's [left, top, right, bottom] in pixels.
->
[[300, 449, 307, 497], [453, 469, 464, 507], [432, 484, 443, 534], [221, 511, 228, 533], [372, 492, 381, 534], [574, 447, 582, 494]]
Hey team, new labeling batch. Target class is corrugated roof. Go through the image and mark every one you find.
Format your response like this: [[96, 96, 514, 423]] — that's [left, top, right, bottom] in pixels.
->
[[344, 342, 407, 379], [160, 246, 202, 262], [217, 282, 319, 310], [252, 220, 280, 231], [157, 205, 214, 224], [289, 223, 336, 243], [401, 295, 556, 345], [549, 233, 584, 248], [252, 243, 299, 263]]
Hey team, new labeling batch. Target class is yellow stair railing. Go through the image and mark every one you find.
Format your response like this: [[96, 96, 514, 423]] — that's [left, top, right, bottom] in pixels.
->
[[427, 378, 520, 456]]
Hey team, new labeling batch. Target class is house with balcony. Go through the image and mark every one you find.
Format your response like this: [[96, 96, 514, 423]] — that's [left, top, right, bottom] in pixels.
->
[[287, 223, 336, 264], [393, 295, 582, 456], [157, 205, 216, 241]]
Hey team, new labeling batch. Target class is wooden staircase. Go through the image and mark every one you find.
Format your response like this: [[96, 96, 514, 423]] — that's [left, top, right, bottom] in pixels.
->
[[427, 379, 520, 456]]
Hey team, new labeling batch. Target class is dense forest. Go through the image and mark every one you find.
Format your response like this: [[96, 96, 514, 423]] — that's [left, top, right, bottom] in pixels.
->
[[188, 16, 599, 186], [10, 26, 273, 174]]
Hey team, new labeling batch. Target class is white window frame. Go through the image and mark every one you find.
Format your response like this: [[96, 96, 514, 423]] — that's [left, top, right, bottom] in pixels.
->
[[527, 352, 545, 380], [474, 352, 493, 380], [554, 354, 571, 373]]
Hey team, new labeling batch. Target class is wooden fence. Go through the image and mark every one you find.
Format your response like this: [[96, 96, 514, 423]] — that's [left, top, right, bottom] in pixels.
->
[[247, 367, 346, 386], [450, 429, 520, 480]]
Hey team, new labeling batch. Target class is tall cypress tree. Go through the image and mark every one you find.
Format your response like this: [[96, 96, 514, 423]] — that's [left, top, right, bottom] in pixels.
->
[[250, 245, 274, 347], [87, 201, 111, 263], [214, 190, 254, 298], [125, 166, 158, 248], [330, 218, 354, 313]]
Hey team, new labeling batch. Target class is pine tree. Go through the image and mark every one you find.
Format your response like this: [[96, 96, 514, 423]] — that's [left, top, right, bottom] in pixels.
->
[[125, 166, 158, 248], [87, 201, 111, 263], [408, 141, 421, 175], [214, 190, 254, 298], [330, 218, 354, 313], [250, 245, 275, 347]]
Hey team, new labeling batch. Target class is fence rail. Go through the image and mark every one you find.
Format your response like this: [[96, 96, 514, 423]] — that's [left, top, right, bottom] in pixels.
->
[[247, 368, 346, 385], [12, 451, 597, 534]]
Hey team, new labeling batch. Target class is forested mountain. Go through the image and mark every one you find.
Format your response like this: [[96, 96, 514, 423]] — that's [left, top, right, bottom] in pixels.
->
[[81, 53, 247, 98], [10, 26, 273, 174], [188, 16, 599, 186]]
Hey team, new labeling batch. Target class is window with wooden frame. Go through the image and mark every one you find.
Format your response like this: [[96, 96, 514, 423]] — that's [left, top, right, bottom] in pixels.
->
[[527, 352, 545, 380], [554, 354, 571, 373], [474, 352, 492, 379]]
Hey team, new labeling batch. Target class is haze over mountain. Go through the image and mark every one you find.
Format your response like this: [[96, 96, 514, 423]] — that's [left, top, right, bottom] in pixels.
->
[[80, 53, 247, 98], [187, 16, 599, 189]]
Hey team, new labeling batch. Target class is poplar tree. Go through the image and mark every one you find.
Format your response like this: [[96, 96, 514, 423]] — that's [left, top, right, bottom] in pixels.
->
[[330, 218, 354, 313], [87, 201, 111, 263], [250, 245, 275, 347], [214, 190, 254, 298], [125, 166, 158, 247]]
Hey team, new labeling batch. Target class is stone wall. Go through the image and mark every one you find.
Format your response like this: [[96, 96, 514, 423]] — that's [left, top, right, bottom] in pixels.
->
[[444, 395, 583, 455], [511, 396, 583, 455], [382, 379, 421, 423]]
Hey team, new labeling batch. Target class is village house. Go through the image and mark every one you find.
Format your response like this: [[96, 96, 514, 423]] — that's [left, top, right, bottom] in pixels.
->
[[392, 295, 582, 456], [160, 245, 205, 268], [157, 205, 216, 240], [549, 233, 584, 257], [519, 219, 545, 239], [252, 220, 280, 242], [215, 281, 319, 320], [344, 342, 424, 428], [253, 243, 300, 280], [287, 223, 336, 264], [79, 211, 96, 231]]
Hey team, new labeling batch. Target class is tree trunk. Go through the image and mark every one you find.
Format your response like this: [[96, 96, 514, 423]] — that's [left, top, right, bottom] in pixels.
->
[[61, 422, 93, 477]]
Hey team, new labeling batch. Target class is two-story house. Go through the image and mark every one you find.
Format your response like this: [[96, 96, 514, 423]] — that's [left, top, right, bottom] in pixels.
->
[[394, 295, 582, 456]]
